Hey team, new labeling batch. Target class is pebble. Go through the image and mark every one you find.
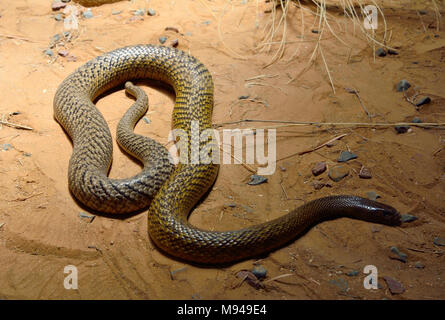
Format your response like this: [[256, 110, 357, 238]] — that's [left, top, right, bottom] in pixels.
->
[[58, 49, 69, 57], [383, 276, 405, 294], [312, 180, 326, 190], [390, 246, 408, 262], [52, 1, 67, 11], [346, 270, 359, 277], [366, 191, 380, 201], [44, 49, 54, 57], [328, 165, 349, 182], [394, 125, 410, 134], [236, 270, 264, 289], [61, 0, 71, 2], [147, 8, 156, 16], [159, 36, 167, 44], [79, 212, 95, 223], [1, 144, 13, 151], [248, 174, 268, 185], [376, 47, 386, 57], [112, 10, 122, 15], [414, 261, 425, 269], [224, 203, 236, 208], [328, 278, 348, 293], [238, 94, 250, 100], [388, 49, 399, 55], [396, 79, 411, 92], [312, 162, 326, 176], [54, 13, 63, 21], [23, 152, 32, 157], [170, 39, 179, 47], [142, 117, 150, 124], [133, 9, 145, 16], [433, 236, 445, 246], [415, 96, 431, 107], [202, 20, 211, 26], [401, 214, 418, 223], [359, 166, 372, 179], [412, 117, 422, 123], [279, 166, 286, 172], [83, 9, 93, 19], [337, 150, 357, 162], [418, 10, 427, 15], [251, 265, 267, 279]]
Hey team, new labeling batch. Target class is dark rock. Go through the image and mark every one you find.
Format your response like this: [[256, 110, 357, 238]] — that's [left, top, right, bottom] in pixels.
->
[[338, 150, 357, 162], [147, 8, 156, 16], [376, 48, 386, 57], [328, 165, 349, 182], [433, 236, 445, 246], [311, 29, 319, 33], [359, 166, 372, 179], [412, 117, 422, 123], [170, 39, 179, 47], [251, 265, 267, 279], [383, 276, 405, 294], [418, 10, 427, 15], [159, 36, 167, 44], [414, 262, 425, 269], [390, 246, 408, 262], [312, 162, 326, 176], [79, 212, 95, 223], [387, 49, 399, 55], [58, 49, 69, 57], [394, 125, 410, 134], [346, 270, 359, 277], [396, 79, 411, 92], [248, 175, 268, 185], [224, 203, 236, 208], [415, 96, 431, 107], [238, 95, 250, 100], [312, 180, 326, 190]]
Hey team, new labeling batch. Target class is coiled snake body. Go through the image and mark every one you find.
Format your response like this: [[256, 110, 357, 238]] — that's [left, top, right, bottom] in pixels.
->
[[54, 45, 401, 264]]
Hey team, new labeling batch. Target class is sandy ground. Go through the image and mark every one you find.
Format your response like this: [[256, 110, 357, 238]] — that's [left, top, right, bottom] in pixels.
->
[[0, 0, 444, 300]]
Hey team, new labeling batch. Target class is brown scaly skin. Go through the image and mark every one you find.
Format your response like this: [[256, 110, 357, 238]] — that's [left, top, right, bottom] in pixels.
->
[[54, 45, 401, 265], [73, 0, 123, 7]]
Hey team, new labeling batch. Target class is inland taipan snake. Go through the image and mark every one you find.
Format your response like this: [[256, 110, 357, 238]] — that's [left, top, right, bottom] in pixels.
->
[[54, 45, 402, 264]]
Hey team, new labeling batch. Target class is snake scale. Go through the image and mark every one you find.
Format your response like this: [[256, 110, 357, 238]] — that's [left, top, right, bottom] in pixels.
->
[[54, 45, 401, 264]]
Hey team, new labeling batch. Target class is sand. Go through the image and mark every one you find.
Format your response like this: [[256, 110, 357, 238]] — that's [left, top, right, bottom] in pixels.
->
[[0, 0, 444, 299]]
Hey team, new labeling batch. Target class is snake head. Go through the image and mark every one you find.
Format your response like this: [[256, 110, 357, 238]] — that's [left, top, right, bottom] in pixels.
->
[[354, 198, 402, 226]]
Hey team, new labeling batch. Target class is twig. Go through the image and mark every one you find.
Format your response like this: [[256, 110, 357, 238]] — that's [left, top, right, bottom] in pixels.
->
[[345, 87, 371, 118], [263, 273, 294, 284], [276, 133, 347, 161], [0, 119, 33, 130]]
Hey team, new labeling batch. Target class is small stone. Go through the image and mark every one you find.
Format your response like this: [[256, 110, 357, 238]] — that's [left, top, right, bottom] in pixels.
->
[[312, 162, 326, 176], [61, 0, 71, 2], [396, 79, 411, 92], [328, 165, 349, 182], [112, 10, 122, 15], [279, 166, 286, 172], [133, 9, 145, 16], [224, 203, 236, 208], [383, 276, 405, 294], [346, 270, 359, 277], [147, 8, 156, 16], [376, 47, 386, 57], [394, 125, 410, 134], [202, 20, 211, 26], [110, 241, 114, 245], [52, 1, 67, 11], [401, 214, 418, 223], [312, 180, 325, 190], [58, 49, 69, 57], [387, 49, 399, 55], [418, 10, 427, 15], [412, 117, 422, 123], [338, 150, 357, 162], [414, 262, 425, 269], [311, 29, 319, 34], [366, 191, 380, 201], [142, 117, 150, 124], [54, 13, 63, 21], [433, 236, 445, 246], [251, 266, 267, 279], [238, 95, 250, 100], [23, 152, 32, 157], [390, 246, 408, 262], [44, 49, 54, 57], [83, 9, 93, 19], [52, 34, 61, 43], [170, 39, 179, 47], [1, 144, 13, 151], [359, 166, 372, 179], [79, 212, 95, 223], [415, 96, 431, 107], [159, 36, 167, 44], [248, 175, 268, 185], [237, 270, 264, 289]]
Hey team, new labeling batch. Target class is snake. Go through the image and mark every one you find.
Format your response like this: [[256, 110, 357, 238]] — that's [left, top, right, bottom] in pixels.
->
[[54, 45, 402, 264]]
